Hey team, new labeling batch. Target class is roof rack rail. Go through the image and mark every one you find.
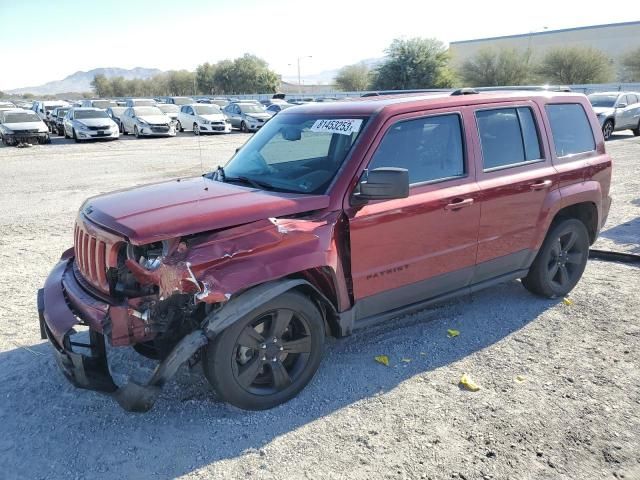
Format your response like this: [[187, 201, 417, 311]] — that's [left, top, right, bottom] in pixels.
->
[[450, 88, 478, 96]]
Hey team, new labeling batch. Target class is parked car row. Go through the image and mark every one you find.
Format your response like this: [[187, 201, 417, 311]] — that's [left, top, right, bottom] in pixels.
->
[[587, 91, 640, 140]]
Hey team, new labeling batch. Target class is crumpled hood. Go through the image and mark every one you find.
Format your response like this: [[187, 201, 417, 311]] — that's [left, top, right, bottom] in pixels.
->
[[3, 120, 47, 131], [76, 117, 115, 127], [83, 176, 330, 245], [199, 113, 226, 122], [138, 114, 171, 125], [244, 111, 271, 120], [592, 106, 614, 116]]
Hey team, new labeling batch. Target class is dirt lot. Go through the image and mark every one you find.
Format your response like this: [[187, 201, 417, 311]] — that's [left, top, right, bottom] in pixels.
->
[[0, 131, 638, 480]]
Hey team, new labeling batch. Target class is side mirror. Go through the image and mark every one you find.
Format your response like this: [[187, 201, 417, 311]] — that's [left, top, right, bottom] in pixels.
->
[[356, 167, 409, 201], [617, 102, 627, 109]]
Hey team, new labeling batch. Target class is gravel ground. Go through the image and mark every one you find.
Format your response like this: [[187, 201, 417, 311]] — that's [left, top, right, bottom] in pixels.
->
[[0, 131, 638, 480]]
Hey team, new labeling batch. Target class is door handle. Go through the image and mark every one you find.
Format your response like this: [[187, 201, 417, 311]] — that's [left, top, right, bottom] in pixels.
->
[[444, 198, 474, 210], [530, 179, 552, 191]]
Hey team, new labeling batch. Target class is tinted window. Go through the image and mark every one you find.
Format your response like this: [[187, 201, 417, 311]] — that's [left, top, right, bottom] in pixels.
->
[[368, 114, 465, 184], [545, 104, 595, 157], [476, 107, 542, 170]]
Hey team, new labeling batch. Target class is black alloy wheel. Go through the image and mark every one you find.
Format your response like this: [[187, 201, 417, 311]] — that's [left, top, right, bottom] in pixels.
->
[[602, 120, 614, 141], [522, 218, 589, 298], [203, 291, 324, 410]]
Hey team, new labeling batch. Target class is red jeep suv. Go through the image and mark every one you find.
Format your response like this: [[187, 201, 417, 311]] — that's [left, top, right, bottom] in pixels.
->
[[38, 91, 612, 411]]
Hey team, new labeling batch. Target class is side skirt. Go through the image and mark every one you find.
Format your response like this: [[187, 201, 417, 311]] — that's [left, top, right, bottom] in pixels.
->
[[338, 269, 529, 336]]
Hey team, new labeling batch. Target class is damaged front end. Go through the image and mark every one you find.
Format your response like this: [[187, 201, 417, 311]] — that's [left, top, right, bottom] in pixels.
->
[[39, 209, 344, 411]]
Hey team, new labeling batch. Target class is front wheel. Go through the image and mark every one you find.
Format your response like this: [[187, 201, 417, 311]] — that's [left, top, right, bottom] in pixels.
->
[[240, 121, 248, 133], [632, 120, 640, 137], [134, 126, 141, 138], [73, 129, 80, 143], [202, 290, 325, 410], [193, 123, 200, 135], [176, 120, 183, 132], [602, 119, 614, 141], [522, 218, 589, 298]]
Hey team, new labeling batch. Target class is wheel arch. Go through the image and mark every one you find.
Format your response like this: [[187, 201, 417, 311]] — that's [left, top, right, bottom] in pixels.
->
[[204, 277, 341, 341], [551, 201, 599, 245]]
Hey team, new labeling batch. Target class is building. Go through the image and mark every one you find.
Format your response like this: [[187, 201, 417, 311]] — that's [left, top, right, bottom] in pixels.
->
[[449, 21, 640, 80]]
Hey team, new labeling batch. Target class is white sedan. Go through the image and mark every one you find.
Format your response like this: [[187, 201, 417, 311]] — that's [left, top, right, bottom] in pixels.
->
[[63, 108, 119, 142], [120, 106, 176, 138], [176, 104, 231, 135]]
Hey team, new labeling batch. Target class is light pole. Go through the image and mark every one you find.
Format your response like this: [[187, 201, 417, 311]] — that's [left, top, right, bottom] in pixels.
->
[[291, 56, 312, 95]]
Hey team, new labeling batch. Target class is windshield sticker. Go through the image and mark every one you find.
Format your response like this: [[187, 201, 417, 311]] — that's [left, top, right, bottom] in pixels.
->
[[310, 119, 362, 136]]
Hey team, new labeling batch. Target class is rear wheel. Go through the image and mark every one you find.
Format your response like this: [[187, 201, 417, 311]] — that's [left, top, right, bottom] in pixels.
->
[[202, 290, 325, 410], [633, 120, 640, 136], [602, 119, 614, 141], [522, 218, 589, 298]]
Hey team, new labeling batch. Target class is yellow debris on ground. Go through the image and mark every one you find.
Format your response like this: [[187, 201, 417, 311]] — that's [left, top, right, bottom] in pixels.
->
[[447, 329, 460, 338], [515, 375, 527, 383], [374, 355, 389, 366], [563, 297, 574, 306], [459, 373, 481, 392]]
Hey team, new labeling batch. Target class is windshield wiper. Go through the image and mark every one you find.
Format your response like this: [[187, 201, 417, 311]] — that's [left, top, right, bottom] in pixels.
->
[[211, 166, 274, 190]]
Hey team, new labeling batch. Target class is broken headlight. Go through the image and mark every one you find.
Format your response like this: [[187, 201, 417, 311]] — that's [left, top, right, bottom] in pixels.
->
[[126, 240, 171, 271]]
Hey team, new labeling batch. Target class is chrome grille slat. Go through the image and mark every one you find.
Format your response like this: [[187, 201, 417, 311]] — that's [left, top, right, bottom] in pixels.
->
[[74, 222, 111, 293]]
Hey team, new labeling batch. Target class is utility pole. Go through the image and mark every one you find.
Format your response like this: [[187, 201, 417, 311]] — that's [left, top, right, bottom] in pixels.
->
[[295, 56, 312, 95]]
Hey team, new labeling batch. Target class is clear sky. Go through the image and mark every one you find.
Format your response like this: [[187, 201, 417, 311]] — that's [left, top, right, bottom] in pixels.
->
[[0, 0, 634, 90]]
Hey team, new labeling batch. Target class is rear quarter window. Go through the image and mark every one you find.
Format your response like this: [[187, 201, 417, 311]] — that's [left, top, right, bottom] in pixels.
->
[[545, 103, 595, 157]]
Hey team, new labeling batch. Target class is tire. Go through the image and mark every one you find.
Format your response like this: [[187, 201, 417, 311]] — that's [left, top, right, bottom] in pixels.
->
[[176, 120, 183, 133], [193, 123, 200, 135], [121, 122, 128, 135], [73, 129, 80, 143], [134, 126, 141, 138], [240, 121, 248, 133], [602, 119, 614, 141], [57, 127, 64, 136], [522, 218, 590, 298], [633, 120, 640, 137], [64, 128, 69, 139], [202, 290, 325, 410]]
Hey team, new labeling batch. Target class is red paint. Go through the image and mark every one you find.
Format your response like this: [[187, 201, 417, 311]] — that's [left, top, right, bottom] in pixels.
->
[[42, 91, 612, 348]]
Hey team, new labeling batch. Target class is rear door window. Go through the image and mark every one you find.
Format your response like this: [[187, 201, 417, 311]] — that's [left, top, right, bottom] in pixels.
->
[[368, 113, 465, 185], [545, 104, 596, 157], [475, 107, 542, 170]]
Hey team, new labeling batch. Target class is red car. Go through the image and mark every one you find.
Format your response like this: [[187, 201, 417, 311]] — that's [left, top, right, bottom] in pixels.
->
[[38, 90, 612, 411]]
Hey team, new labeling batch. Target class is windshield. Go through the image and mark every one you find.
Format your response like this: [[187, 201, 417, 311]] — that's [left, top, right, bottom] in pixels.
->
[[238, 104, 265, 114], [75, 110, 109, 119], [220, 114, 368, 194], [158, 104, 180, 113], [172, 97, 194, 105], [92, 100, 116, 109], [55, 108, 70, 116], [588, 94, 618, 108], [194, 105, 221, 115], [133, 107, 163, 116], [3, 112, 40, 123], [132, 99, 156, 106], [109, 107, 126, 116]]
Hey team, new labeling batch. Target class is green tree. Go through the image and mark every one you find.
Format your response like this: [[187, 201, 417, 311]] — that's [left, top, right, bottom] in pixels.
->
[[211, 54, 279, 94], [90, 74, 112, 97], [21, 93, 34, 99], [196, 62, 217, 94], [335, 63, 371, 91], [372, 37, 454, 90], [621, 47, 640, 81], [537, 47, 613, 84], [459, 48, 532, 86]]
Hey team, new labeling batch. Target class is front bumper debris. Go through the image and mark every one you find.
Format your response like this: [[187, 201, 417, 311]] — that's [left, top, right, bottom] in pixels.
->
[[38, 259, 208, 412]]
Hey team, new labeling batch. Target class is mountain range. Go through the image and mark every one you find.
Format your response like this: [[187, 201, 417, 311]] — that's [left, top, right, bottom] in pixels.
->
[[8, 58, 384, 95], [7, 67, 163, 95]]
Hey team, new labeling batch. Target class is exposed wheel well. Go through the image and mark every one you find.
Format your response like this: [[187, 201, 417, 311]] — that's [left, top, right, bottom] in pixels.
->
[[553, 202, 598, 244]]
